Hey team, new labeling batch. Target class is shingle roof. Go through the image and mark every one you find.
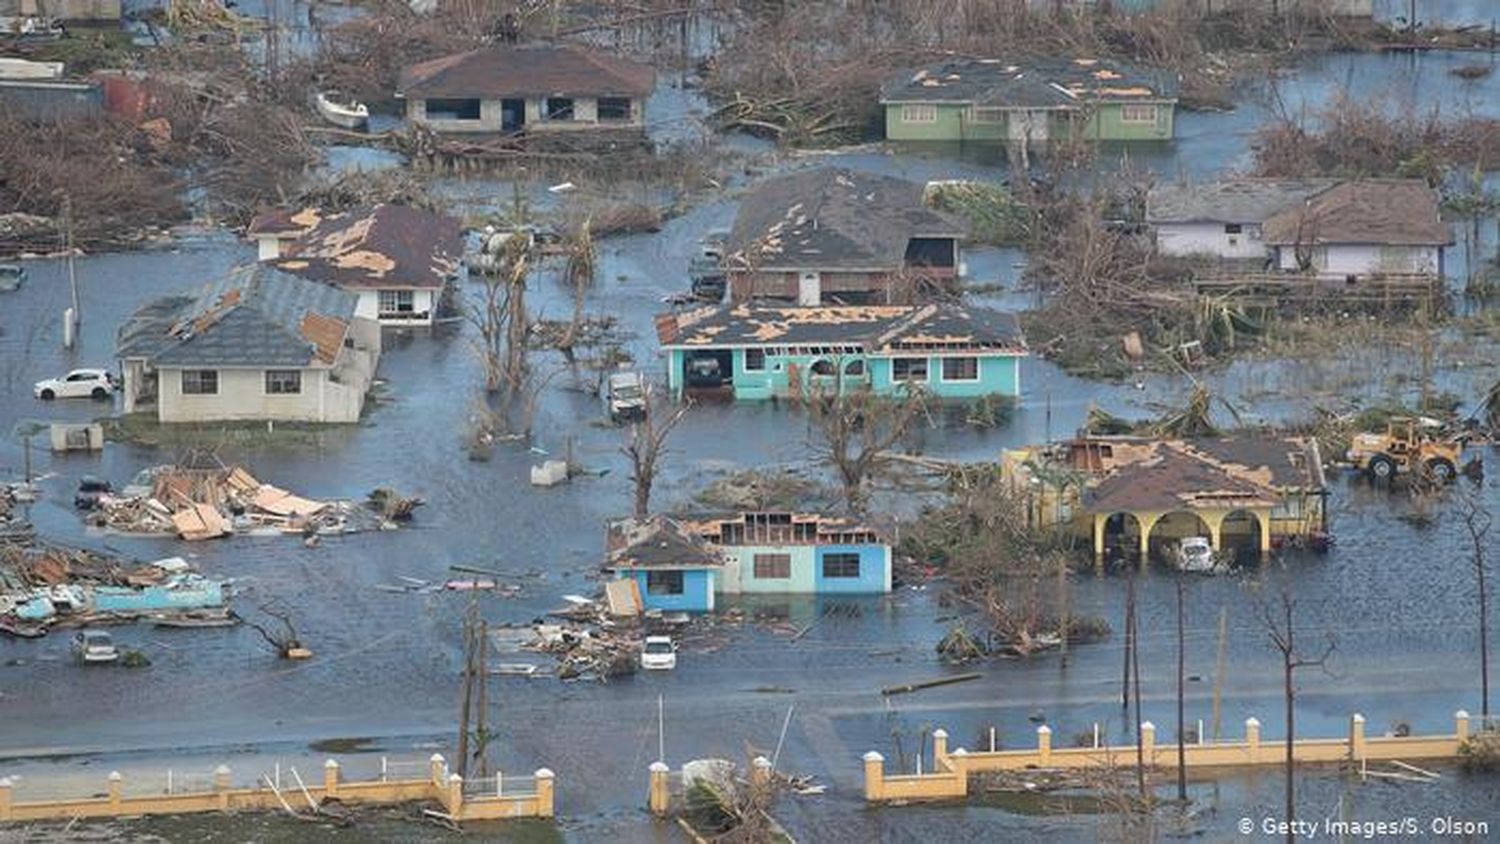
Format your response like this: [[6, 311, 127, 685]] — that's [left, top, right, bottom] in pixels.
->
[[272, 204, 463, 291], [606, 516, 725, 570], [1146, 179, 1336, 225], [1260, 180, 1449, 246], [115, 265, 357, 368], [1080, 435, 1324, 514], [726, 168, 964, 273], [880, 57, 1179, 107], [655, 303, 1026, 352], [398, 44, 656, 100]]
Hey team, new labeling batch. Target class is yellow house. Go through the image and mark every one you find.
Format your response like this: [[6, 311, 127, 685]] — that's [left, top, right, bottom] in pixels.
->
[[1003, 435, 1328, 564]]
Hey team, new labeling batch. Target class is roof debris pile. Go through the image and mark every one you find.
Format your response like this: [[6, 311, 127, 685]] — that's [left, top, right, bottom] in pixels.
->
[[89, 456, 422, 541], [0, 485, 36, 545], [0, 544, 231, 638]]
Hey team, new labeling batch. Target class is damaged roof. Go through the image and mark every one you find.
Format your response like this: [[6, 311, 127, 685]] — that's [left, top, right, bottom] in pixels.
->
[[1079, 435, 1325, 514], [605, 516, 726, 570], [675, 511, 885, 546], [116, 264, 356, 368], [1260, 179, 1449, 246], [270, 204, 463, 291], [398, 43, 656, 100], [726, 168, 964, 273], [1146, 179, 1336, 225], [655, 303, 1026, 353], [880, 57, 1179, 108]]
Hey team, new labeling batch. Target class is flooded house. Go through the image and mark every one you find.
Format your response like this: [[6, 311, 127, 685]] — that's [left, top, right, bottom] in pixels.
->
[[1002, 434, 1328, 563], [1148, 178, 1449, 279], [0, 58, 101, 122], [723, 168, 965, 305], [247, 204, 463, 327], [606, 512, 891, 612], [116, 265, 381, 423], [396, 44, 655, 136], [879, 57, 1178, 143], [654, 303, 1027, 402]]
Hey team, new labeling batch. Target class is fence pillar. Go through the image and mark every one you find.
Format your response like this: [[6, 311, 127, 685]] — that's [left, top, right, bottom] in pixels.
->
[[323, 759, 340, 798], [1349, 713, 1366, 761], [1037, 725, 1053, 765], [648, 762, 670, 816], [447, 773, 464, 816], [108, 771, 123, 814], [862, 751, 885, 802], [214, 765, 232, 811], [1245, 718, 1261, 763], [1141, 722, 1156, 766], [0, 777, 12, 821], [429, 754, 447, 789], [534, 768, 555, 818], [950, 747, 969, 787], [750, 756, 772, 789], [1456, 710, 1471, 742], [932, 729, 949, 766]]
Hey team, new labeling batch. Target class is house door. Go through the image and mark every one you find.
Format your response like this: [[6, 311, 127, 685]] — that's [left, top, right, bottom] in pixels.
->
[[797, 272, 821, 306], [501, 98, 525, 132]]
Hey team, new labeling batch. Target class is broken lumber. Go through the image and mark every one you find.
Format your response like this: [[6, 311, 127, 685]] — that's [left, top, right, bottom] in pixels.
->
[[881, 673, 982, 696]]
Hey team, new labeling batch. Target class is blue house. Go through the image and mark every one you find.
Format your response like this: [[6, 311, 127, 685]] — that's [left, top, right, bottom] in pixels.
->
[[606, 512, 891, 612], [655, 303, 1026, 402]]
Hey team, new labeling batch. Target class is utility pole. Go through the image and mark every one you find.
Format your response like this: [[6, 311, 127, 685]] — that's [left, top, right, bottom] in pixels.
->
[[1121, 568, 1135, 710], [1131, 584, 1145, 799], [1176, 576, 1187, 801], [476, 618, 489, 778], [1211, 606, 1228, 741]]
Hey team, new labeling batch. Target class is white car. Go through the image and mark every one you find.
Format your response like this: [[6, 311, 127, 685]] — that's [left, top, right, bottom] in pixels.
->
[[640, 635, 678, 671], [34, 368, 117, 400], [71, 630, 120, 664], [1175, 537, 1218, 573]]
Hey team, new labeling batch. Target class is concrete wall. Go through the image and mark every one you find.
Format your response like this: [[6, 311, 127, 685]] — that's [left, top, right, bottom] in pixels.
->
[[666, 349, 1022, 401], [1156, 222, 1269, 260], [812, 544, 891, 593], [867, 354, 1021, 399], [1273, 244, 1441, 276], [720, 545, 816, 594], [11, 0, 122, 20], [884, 101, 1174, 142], [624, 568, 716, 612], [352, 288, 437, 326], [409, 96, 645, 134]]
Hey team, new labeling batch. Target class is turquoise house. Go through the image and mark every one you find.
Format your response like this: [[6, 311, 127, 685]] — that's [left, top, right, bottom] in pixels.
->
[[655, 303, 1026, 402], [606, 513, 891, 612]]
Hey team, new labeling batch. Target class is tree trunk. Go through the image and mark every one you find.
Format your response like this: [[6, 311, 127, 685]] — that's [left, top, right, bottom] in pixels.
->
[[1176, 576, 1187, 801], [1283, 601, 1296, 844]]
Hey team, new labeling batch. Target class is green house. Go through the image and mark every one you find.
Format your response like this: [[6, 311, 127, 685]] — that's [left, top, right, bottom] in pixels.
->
[[880, 57, 1179, 144], [655, 303, 1027, 402]]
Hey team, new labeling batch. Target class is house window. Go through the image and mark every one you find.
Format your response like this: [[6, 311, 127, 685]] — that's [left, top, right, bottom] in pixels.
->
[[180, 370, 218, 395], [942, 357, 979, 382], [378, 289, 415, 315], [891, 357, 928, 382], [265, 370, 302, 395], [598, 97, 631, 121], [424, 98, 481, 120], [753, 553, 791, 579], [971, 107, 1006, 123], [546, 97, 575, 120], [822, 553, 861, 579], [646, 570, 684, 596], [1120, 103, 1158, 124], [1224, 223, 1243, 234], [901, 104, 937, 124], [844, 360, 866, 377], [744, 348, 766, 372], [810, 359, 836, 376]]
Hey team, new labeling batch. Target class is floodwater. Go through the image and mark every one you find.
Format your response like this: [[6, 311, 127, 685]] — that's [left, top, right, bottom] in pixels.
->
[[2, 44, 1500, 843]]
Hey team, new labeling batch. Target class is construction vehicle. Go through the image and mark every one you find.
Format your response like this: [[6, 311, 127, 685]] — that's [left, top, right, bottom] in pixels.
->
[[1346, 417, 1462, 483]]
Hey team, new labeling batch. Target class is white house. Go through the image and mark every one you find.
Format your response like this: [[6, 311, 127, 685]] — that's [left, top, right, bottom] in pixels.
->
[[1147, 179, 1333, 261], [247, 204, 463, 327], [116, 266, 381, 424]]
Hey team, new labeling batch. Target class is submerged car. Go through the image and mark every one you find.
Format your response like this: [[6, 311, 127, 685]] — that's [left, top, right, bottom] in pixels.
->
[[71, 629, 120, 664], [640, 635, 677, 671], [606, 372, 647, 422], [74, 476, 113, 510], [1175, 537, 1217, 573], [34, 368, 116, 400]]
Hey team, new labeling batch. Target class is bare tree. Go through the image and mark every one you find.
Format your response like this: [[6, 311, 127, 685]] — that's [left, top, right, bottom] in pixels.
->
[[1259, 569, 1336, 844], [806, 381, 928, 514], [622, 386, 691, 518], [1458, 488, 1493, 717], [558, 217, 597, 361], [465, 232, 530, 395]]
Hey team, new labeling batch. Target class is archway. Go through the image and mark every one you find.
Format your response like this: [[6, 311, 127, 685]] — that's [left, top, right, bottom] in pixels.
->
[[1218, 509, 1264, 565], [1096, 512, 1145, 565], [1148, 511, 1213, 566]]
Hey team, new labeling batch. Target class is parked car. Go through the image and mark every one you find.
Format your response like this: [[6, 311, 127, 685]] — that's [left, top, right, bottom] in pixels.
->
[[1174, 537, 1218, 573], [606, 371, 647, 422], [71, 629, 120, 664], [74, 475, 113, 510], [33, 368, 116, 400], [640, 635, 678, 670]]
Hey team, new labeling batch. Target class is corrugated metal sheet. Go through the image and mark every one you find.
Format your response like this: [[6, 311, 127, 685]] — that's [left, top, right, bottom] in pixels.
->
[[0, 78, 102, 122]]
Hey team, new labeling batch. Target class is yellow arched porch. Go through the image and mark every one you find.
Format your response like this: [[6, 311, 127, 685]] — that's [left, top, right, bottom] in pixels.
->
[[1092, 505, 1273, 562]]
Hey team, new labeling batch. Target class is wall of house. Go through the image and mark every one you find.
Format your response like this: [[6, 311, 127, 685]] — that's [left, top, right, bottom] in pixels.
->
[[625, 568, 716, 612], [156, 367, 332, 423], [1155, 222, 1268, 260], [352, 288, 437, 326], [812, 544, 891, 593], [1064, 101, 1175, 141], [719, 545, 817, 594], [728, 270, 903, 303], [867, 353, 1021, 398], [12, 0, 121, 19], [406, 97, 505, 133], [1273, 244, 1441, 276], [885, 101, 1174, 142], [884, 103, 1010, 142], [409, 96, 646, 133]]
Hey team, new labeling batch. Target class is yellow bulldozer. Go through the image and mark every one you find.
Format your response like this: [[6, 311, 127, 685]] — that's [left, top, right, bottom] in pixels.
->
[[1346, 417, 1463, 483]]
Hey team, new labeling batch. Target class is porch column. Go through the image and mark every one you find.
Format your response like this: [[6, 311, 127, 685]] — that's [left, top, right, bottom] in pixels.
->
[[1257, 508, 1273, 555], [1092, 513, 1106, 564], [1136, 512, 1160, 563], [1201, 510, 1224, 551]]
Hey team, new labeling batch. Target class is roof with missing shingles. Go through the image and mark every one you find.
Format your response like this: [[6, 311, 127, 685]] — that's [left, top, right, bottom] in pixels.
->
[[1079, 436, 1325, 514], [605, 516, 726, 570], [397, 44, 656, 100], [1259, 179, 1449, 246], [115, 264, 356, 369], [725, 168, 964, 273], [268, 204, 463, 291], [655, 303, 1027, 352], [880, 56, 1179, 107], [1146, 179, 1337, 225]]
